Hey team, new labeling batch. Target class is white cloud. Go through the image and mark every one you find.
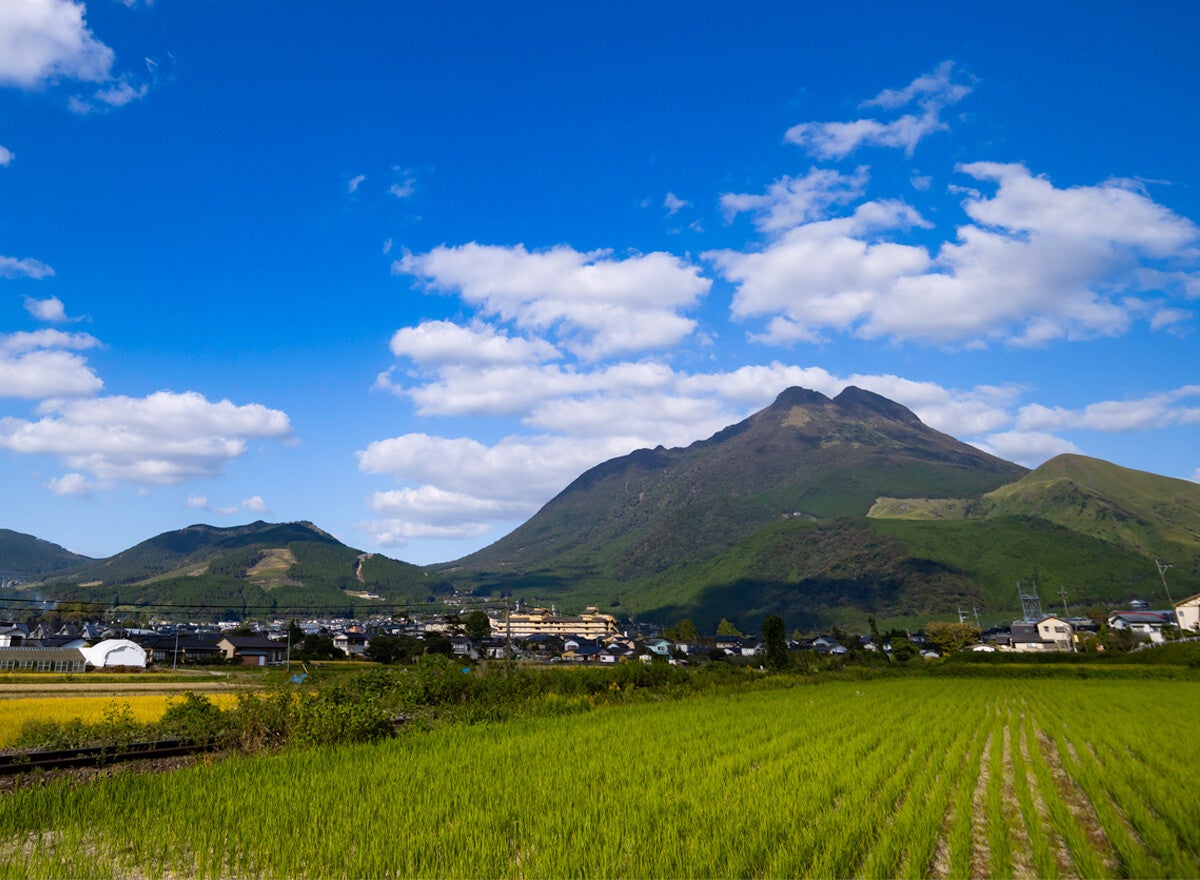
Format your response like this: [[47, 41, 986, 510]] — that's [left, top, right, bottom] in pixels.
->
[[710, 164, 1200, 346], [977, 431, 1083, 468], [0, 390, 293, 487], [0, 255, 55, 279], [388, 320, 558, 368], [347, 173, 366, 194], [664, 192, 689, 216], [369, 486, 530, 523], [720, 166, 869, 233], [46, 472, 105, 498], [393, 242, 711, 359], [785, 61, 972, 159], [1014, 386, 1200, 433], [186, 494, 208, 509], [389, 167, 415, 198], [1192, 468, 1200, 484], [22, 295, 80, 322], [357, 518, 492, 548], [706, 201, 932, 343], [358, 432, 624, 506], [0, 0, 114, 88], [0, 145, 12, 166], [241, 495, 268, 513], [0, 329, 103, 398]]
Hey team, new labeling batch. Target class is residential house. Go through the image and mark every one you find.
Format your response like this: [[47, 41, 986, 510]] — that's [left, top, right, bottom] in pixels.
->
[[1009, 616, 1074, 652], [333, 630, 369, 659], [1175, 594, 1200, 633], [1107, 610, 1173, 644], [217, 635, 288, 666], [645, 638, 673, 657]]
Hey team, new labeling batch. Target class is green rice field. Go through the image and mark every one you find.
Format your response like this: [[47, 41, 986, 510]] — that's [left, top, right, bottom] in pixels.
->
[[1, 676, 1197, 878]]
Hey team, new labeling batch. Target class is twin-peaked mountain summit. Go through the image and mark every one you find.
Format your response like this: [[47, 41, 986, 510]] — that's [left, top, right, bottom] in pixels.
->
[[446, 386, 1200, 628], [454, 386, 1025, 580], [4, 387, 1199, 630]]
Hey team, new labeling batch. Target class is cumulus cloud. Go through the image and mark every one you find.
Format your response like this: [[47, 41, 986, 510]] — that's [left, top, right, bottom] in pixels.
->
[[387, 320, 559, 368], [347, 173, 366, 194], [785, 61, 972, 159], [977, 431, 1083, 468], [709, 164, 1200, 346], [0, 145, 12, 166], [393, 242, 711, 359], [1014, 386, 1200, 433], [242, 495, 269, 513], [0, 329, 103, 398], [706, 200, 932, 343], [46, 471, 105, 498], [0, 0, 114, 88], [0, 390, 293, 487], [0, 255, 55, 279], [22, 295, 82, 323], [720, 166, 869, 233]]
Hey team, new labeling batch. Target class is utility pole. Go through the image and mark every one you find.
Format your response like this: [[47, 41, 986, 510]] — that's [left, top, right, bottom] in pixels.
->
[[1059, 587, 1070, 619], [1155, 559, 1175, 612]]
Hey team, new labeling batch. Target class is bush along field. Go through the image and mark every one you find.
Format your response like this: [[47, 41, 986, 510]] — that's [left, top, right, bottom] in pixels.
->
[[1, 664, 1199, 878]]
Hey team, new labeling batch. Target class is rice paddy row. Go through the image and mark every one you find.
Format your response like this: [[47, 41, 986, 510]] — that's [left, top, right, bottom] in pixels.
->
[[0, 677, 1196, 878]]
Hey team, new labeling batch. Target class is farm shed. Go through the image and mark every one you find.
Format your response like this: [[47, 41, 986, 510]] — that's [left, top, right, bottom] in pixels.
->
[[0, 646, 88, 673], [80, 639, 148, 669]]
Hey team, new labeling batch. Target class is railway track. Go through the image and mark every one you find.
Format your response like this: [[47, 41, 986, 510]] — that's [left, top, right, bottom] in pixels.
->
[[0, 739, 215, 775]]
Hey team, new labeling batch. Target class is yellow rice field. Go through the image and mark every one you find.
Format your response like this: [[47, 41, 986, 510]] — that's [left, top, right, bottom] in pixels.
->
[[0, 694, 239, 747]]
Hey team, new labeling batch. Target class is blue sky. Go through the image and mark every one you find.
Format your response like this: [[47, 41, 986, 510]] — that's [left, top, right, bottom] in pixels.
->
[[2, 1, 1198, 564]]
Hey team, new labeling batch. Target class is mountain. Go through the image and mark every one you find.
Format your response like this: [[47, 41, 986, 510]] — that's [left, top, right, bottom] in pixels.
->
[[23, 521, 450, 617], [449, 386, 1027, 593], [977, 454, 1200, 558], [447, 388, 1200, 631], [0, 529, 93, 581]]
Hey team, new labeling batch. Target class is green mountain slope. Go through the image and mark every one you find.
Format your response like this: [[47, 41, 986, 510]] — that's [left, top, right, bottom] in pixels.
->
[[0, 529, 93, 580], [31, 521, 449, 616], [978, 454, 1200, 559], [452, 386, 1026, 592], [449, 391, 1199, 632]]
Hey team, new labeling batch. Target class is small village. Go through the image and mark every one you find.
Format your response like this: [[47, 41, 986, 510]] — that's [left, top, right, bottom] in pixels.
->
[[0, 587, 1195, 673]]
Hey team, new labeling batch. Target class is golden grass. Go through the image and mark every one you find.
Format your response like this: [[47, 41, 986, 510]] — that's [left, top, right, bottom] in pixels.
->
[[0, 693, 239, 748]]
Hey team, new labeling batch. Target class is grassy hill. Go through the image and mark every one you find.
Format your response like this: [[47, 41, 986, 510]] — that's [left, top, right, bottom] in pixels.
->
[[0, 529, 93, 580], [31, 521, 450, 617], [978, 454, 1200, 561]]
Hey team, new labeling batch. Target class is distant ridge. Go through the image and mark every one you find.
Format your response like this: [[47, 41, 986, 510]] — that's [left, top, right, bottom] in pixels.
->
[[0, 529, 93, 580], [17, 520, 450, 616]]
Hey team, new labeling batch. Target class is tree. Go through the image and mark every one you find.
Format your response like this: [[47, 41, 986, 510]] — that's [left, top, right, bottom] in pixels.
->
[[664, 618, 700, 642], [464, 610, 492, 644], [923, 621, 980, 655], [716, 618, 742, 637], [762, 615, 788, 671], [365, 634, 403, 664]]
